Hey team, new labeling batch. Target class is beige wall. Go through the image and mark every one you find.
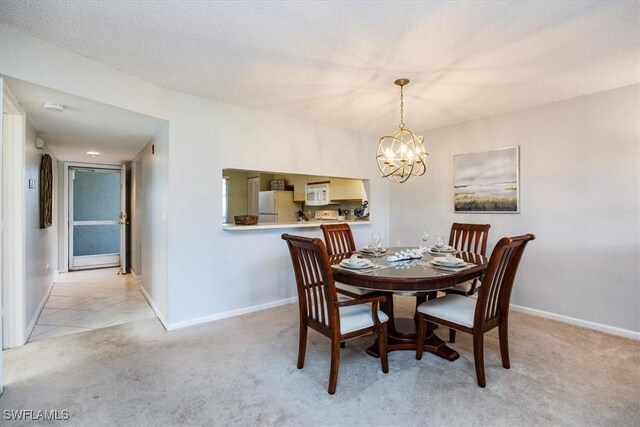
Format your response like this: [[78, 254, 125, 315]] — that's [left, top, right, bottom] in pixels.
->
[[390, 84, 640, 334]]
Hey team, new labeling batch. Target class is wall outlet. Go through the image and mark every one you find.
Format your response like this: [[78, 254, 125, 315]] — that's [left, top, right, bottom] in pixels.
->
[[28, 178, 36, 189]]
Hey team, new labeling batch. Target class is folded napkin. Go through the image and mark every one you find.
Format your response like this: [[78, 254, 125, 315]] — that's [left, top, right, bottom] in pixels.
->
[[344, 254, 371, 267], [387, 249, 423, 262], [387, 254, 410, 262]]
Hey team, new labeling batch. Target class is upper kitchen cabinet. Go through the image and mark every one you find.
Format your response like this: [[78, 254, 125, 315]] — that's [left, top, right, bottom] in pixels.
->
[[287, 174, 309, 203], [278, 174, 364, 203], [329, 178, 364, 201]]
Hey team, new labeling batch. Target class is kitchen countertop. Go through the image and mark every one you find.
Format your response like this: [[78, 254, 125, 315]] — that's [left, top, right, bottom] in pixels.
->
[[222, 220, 371, 231]]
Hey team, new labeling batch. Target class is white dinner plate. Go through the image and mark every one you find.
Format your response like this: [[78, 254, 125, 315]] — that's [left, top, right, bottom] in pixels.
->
[[340, 260, 374, 270], [428, 247, 456, 254], [360, 247, 388, 255]]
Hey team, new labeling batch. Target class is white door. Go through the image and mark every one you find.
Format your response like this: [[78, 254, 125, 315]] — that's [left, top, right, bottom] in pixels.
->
[[69, 167, 122, 270]]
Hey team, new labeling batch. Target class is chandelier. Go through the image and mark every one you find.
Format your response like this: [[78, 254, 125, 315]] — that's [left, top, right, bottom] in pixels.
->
[[376, 79, 428, 183]]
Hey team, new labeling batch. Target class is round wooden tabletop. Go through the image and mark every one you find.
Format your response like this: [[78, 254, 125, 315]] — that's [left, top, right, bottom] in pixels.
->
[[331, 248, 487, 293]]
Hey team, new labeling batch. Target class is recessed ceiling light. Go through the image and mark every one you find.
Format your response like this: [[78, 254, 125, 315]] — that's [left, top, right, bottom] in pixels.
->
[[87, 151, 100, 157], [43, 103, 65, 112]]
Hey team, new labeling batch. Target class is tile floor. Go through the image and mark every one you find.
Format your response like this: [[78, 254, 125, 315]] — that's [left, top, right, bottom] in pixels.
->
[[28, 267, 156, 342]]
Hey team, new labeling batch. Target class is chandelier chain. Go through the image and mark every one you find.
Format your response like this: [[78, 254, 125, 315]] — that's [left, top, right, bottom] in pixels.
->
[[399, 84, 405, 128]]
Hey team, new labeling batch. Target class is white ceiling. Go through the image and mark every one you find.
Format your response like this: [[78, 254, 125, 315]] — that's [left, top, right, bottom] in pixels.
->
[[1, 0, 638, 137], [6, 77, 166, 164]]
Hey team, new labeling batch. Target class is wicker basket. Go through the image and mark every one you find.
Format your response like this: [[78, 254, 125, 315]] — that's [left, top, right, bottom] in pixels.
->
[[234, 215, 258, 225]]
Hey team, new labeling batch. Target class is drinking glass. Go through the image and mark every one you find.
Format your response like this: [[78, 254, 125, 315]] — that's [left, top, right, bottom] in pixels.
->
[[421, 231, 430, 246], [371, 232, 383, 258], [435, 235, 445, 250]]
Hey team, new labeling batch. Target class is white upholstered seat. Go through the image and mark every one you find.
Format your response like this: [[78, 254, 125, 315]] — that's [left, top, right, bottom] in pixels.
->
[[417, 294, 476, 328], [339, 304, 389, 334]]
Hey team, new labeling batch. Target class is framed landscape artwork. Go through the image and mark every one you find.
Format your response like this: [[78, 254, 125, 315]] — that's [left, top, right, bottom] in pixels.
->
[[454, 146, 519, 213]]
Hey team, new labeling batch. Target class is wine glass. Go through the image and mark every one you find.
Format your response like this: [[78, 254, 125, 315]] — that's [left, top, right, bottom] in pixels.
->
[[435, 235, 445, 251], [371, 232, 383, 258], [421, 231, 430, 247]]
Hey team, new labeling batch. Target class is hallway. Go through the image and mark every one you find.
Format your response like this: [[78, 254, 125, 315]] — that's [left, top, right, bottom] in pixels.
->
[[28, 268, 156, 342]]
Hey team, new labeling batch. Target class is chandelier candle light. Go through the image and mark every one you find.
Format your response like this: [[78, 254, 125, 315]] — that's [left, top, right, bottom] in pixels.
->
[[377, 79, 428, 183]]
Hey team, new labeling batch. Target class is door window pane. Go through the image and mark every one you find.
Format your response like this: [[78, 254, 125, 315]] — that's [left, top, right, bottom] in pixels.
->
[[73, 224, 120, 256], [73, 170, 120, 221]]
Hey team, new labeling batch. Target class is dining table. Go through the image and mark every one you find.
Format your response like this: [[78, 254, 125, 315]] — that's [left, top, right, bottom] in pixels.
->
[[331, 247, 488, 361]]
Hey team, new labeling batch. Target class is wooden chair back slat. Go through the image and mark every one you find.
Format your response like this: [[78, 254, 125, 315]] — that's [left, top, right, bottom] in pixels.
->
[[321, 224, 356, 259], [282, 234, 338, 329], [474, 234, 535, 326], [449, 223, 491, 255]]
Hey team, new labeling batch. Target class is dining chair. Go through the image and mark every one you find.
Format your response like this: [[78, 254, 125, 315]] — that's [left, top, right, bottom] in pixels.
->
[[444, 222, 491, 343], [320, 223, 375, 298], [281, 233, 389, 395], [416, 234, 535, 388]]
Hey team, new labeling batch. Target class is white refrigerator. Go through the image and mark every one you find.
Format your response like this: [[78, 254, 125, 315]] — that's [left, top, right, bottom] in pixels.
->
[[258, 190, 298, 223]]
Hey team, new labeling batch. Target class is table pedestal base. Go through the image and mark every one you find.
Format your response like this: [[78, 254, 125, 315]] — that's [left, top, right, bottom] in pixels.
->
[[366, 293, 459, 362], [366, 318, 459, 361]]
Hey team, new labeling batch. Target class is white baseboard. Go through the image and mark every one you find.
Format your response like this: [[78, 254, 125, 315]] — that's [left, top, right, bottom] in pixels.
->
[[510, 304, 639, 341], [165, 297, 298, 331], [26, 280, 55, 342], [130, 268, 141, 280], [138, 285, 169, 331], [53, 269, 60, 274], [136, 285, 296, 333]]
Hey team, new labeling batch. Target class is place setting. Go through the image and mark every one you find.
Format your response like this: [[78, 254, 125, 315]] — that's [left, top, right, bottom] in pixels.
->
[[426, 235, 457, 255], [332, 254, 389, 274], [358, 232, 388, 257], [425, 254, 475, 272], [359, 246, 389, 256]]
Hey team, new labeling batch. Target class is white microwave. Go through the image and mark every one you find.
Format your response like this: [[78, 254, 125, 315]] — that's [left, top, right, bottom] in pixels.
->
[[305, 183, 330, 206]]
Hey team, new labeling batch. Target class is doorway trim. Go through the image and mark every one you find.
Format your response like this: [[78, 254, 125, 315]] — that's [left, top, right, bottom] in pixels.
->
[[62, 161, 123, 273], [2, 81, 27, 349]]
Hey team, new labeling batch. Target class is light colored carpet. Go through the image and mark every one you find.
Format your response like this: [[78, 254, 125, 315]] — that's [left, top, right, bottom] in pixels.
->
[[1, 299, 638, 426]]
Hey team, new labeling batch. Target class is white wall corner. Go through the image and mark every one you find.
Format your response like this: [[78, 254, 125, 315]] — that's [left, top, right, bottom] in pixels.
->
[[25, 280, 54, 341], [139, 284, 169, 331]]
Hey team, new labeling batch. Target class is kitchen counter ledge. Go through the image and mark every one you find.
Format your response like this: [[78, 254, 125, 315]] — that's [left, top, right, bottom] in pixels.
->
[[222, 220, 371, 231]]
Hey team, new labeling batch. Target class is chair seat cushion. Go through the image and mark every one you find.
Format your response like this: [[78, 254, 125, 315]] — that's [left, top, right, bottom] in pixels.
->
[[339, 304, 389, 335], [417, 294, 476, 328], [336, 282, 374, 296]]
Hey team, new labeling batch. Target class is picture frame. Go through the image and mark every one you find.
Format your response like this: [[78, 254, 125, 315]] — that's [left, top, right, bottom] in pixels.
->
[[40, 153, 53, 228], [454, 146, 520, 213]]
